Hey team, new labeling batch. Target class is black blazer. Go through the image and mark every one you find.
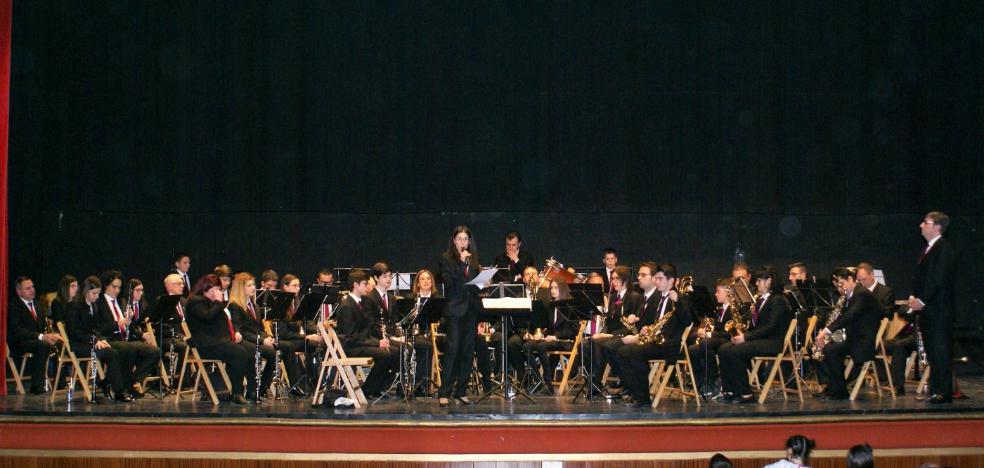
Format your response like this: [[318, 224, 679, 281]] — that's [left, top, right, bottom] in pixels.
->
[[366, 288, 400, 337], [827, 287, 882, 363], [438, 252, 484, 319], [545, 301, 581, 340], [229, 302, 269, 345], [49, 298, 68, 324], [334, 295, 379, 349], [655, 294, 694, 349], [744, 293, 793, 342], [912, 237, 957, 322], [707, 304, 736, 340], [65, 300, 105, 344], [7, 298, 48, 344], [634, 291, 666, 328], [604, 290, 642, 335], [492, 250, 535, 283], [869, 282, 895, 318], [185, 295, 235, 348], [95, 295, 143, 342]]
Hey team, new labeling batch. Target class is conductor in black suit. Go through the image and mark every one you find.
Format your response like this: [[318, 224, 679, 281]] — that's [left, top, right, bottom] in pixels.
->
[[437, 225, 487, 407], [908, 211, 958, 404], [6, 276, 62, 394], [492, 231, 535, 283], [815, 268, 882, 400]]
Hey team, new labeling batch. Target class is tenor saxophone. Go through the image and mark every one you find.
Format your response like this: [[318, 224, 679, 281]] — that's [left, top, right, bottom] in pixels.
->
[[812, 294, 846, 360], [639, 306, 674, 345]]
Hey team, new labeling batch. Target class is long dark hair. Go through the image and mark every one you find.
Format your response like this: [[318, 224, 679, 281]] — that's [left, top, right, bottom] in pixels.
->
[[56, 275, 78, 306], [445, 225, 480, 271]]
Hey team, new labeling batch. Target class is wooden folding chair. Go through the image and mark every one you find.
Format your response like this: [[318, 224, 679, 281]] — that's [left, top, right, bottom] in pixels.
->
[[137, 323, 172, 394], [846, 318, 894, 400], [311, 321, 372, 408], [545, 320, 588, 396], [647, 324, 697, 408], [49, 322, 105, 403], [430, 323, 444, 390], [5, 342, 28, 395], [175, 323, 232, 405], [750, 319, 802, 403], [791, 316, 819, 392]]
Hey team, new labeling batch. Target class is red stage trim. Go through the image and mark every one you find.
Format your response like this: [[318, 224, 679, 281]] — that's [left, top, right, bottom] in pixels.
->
[[1, 419, 982, 454]]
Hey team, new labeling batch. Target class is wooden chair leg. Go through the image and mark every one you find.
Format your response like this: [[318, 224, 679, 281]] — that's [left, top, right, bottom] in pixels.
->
[[849, 361, 872, 401], [758, 359, 783, 404], [652, 366, 675, 408]]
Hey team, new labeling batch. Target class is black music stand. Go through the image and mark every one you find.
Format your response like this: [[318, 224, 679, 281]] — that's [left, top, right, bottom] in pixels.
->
[[148, 294, 183, 399], [476, 297, 536, 403], [566, 284, 608, 402], [255, 289, 295, 399]]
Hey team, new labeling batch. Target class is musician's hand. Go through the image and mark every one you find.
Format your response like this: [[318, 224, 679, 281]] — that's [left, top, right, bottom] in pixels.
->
[[306, 334, 324, 343], [117, 317, 129, 328], [816, 329, 829, 343], [627, 314, 639, 324], [263, 337, 275, 347], [622, 335, 639, 345], [696, 328, 706, 339], [908, 296, 925, 312], [41, 333, 62, 345], [593, 332, 612, 340], [513, 274, 522, 282], [142, 332, 153, 343], [545, 335, 557, 342], [389, 336, 405, 344], [95, 340, 111, 350], [507, 251, 519, 263], [379, 339, 390, 349], [731, 334, 745, 345], [460, 250, 471, 263], [668, 290, 679, 302], [234, 332, 243, 343]]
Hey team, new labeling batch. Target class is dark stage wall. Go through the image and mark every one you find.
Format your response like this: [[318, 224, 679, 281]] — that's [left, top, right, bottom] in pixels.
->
[[7, 4, 984, 324]]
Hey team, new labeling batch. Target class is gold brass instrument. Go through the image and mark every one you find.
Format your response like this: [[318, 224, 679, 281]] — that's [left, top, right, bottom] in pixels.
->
[[537, 257, 587, 289], [723, 278, 753, 336], [479, 321, 495, 343], [638, 303, 674, 345], [695, 317, 715, 345], [620, 314, 639, 335], [812, 294, 846, 360]]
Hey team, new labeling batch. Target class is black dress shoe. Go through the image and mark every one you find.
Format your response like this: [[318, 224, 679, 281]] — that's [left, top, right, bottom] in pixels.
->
[[620, 397, 651, 408], [113, 393, 135, 403], [824, 392, 850, 401], [915, 393, 936, 401], [129, 387, 145, 399], [29, 386, 46, 395], [893, 389, 906, 397], [926, 395, 952, 404], [231, 394, 249, 405], [730, 394, 756, 404], [100, 382, 113, 400], [454, 396, 474, 405]]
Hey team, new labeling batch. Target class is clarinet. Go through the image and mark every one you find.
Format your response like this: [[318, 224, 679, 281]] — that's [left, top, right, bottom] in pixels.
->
[[168, 326, 178, 390], [271, 320, 281, 398], [914, 314, 929, 368], [254, 327, 262, 403], [89, 335, 100, 402]]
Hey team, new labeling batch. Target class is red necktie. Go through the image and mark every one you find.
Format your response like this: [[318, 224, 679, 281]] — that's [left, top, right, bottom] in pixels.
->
[[176, 302, 185, 319], [112, 301, 126, 336], [27, 302, 37, 322], [226, 312, 236, 340], [752, 297, 765, 325], [608, 272, 614, 292], [133, 303, 140, 321], [464, 263, 470, 276], [382, 293, 389, 311]]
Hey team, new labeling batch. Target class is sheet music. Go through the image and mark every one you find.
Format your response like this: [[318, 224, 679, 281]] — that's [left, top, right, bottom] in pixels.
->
[[465, 268, 498, 289]]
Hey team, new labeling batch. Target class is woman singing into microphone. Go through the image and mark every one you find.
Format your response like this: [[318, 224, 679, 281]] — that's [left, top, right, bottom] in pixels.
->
[[437, 225, 485, 407]]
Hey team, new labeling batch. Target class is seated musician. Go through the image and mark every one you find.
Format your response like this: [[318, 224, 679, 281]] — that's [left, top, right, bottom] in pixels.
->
[[96, 270, 161, 399], [153, 274, 190, 389], [589, 265, 642, 392], [492, 231, 535, 283], [395, 269, 440, 394], [717, 266, 793, 404], [602, 248, 618, 294], [213, 264, 232, 301], [334, 269, 398, 398], [689, 278, 736, 395], [227, 272, 277, 402], [601, 262, 663, 395], [48, 275, 78, 324], [368, 262, 433, 394], [524, 280, 580, 394], [732, 262, 754, 294], [814, 268, 881, 400], [184, 274, 251, 404], [268, 273, 309, 397], [6, 276, 62, 394], [615, 263, 693, 407], [315, 268, 334, 286], [259, 269, 278, 290], [64, 276, 129, 402]]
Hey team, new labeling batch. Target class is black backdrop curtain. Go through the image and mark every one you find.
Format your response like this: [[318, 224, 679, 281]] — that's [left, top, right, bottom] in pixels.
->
[[7, 3, 983, 326]]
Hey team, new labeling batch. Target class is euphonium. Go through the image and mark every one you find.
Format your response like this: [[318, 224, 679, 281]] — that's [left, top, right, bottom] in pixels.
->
[[812, 294, 846, 360]]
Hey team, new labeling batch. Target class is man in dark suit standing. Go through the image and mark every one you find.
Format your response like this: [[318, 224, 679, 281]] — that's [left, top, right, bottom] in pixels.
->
[[492, 231, 535, 284], [169, 252, 192, 296], [908, 211, 958, 404], [6, 276, 62, 394], [815, 268, 882, 400]]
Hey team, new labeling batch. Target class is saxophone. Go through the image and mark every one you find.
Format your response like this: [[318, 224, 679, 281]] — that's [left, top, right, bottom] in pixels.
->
[[639, 304, 674, 345], [620, 314, 639, 335], [812, 294, 846, 360], [723, 278, 752, 336]]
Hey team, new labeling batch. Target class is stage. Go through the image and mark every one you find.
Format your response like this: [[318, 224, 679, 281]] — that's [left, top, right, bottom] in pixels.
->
[[2, 376, 984, 466]]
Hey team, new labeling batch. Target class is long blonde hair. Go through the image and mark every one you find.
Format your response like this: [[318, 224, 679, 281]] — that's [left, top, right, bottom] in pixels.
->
[[229, 272, 255, 314]]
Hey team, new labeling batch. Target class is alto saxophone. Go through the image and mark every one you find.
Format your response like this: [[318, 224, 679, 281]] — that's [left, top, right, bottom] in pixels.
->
[[812, 294, 846, 360], [639, 305, 674, 345]]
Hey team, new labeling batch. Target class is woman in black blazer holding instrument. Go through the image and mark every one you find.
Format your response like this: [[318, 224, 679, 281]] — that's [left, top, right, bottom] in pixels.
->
[[437, 225, 485, 407]]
